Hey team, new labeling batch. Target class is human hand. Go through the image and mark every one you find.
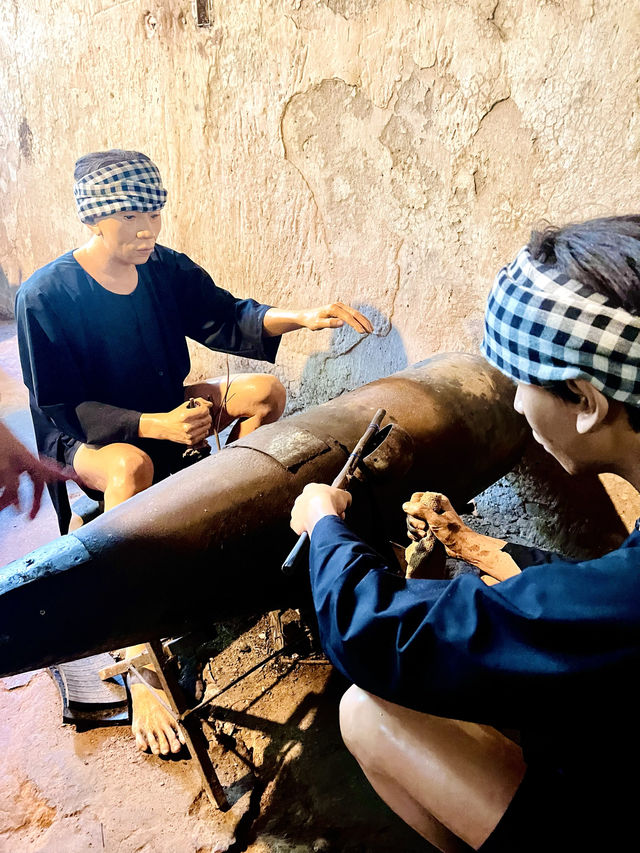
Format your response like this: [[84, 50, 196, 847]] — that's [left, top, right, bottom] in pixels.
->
[[403, 490, 520, 581], [290, 483, 352, 536], [299, 302, 373, 334], [402, 491, 471, 558], [0, 422, 74, 518], [404, 490, 430, 542], [141, 398, 213, 446]]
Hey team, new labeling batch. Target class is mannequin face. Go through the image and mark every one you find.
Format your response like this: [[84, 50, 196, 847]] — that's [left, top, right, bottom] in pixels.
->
[[514, 382, 604, 475], [89, 209, 162, 265]]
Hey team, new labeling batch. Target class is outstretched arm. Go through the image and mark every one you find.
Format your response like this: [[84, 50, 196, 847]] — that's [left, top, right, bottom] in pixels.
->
[[263, 302, 373, 336], [171, 250, 372, 349]]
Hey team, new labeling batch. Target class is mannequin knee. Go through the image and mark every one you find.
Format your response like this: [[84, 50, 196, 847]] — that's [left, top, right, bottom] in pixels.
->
[[247, 374, 286, 422], [339, 685, 381, 768], [108, 448, 154, 495]]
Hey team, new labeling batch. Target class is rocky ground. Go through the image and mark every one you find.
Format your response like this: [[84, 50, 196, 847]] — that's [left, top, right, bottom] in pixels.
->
[[0, 319, 430, 853]]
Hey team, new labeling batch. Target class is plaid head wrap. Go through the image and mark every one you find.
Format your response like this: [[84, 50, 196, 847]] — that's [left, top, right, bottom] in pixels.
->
[[74, 158, 167, 223], [481, 247, 640, 406]]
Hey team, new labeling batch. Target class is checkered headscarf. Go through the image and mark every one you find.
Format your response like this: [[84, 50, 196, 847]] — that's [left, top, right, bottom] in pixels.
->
[[74, 158, 167, 223], [481, 247, 640, 405]]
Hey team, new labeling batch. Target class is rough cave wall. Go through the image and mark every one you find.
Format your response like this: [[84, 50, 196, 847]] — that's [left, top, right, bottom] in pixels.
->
[[2, 0, 640, 552]]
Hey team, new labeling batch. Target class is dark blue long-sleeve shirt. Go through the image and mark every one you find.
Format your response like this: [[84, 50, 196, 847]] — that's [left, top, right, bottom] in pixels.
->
[[309, 515, 640, 781]]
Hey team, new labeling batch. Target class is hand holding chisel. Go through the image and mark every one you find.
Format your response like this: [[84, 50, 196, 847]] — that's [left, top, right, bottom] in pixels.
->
[[281, 408, 387, 575]]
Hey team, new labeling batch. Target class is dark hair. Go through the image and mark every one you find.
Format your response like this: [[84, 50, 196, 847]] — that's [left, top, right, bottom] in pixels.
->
[[73, 149, 151, 182], [529, 215, 640, 312], [528, 215, 640, 431]]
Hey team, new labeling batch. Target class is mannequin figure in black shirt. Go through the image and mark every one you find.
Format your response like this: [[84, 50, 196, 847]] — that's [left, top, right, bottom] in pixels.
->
[[17, 148, 372, 758]]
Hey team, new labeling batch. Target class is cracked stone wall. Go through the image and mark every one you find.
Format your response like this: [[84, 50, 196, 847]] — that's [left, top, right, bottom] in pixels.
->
[[2, 0, 640, 551]]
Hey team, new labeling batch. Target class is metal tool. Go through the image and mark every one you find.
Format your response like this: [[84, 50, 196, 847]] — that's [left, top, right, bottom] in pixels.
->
[[281, 408, 388, 575]]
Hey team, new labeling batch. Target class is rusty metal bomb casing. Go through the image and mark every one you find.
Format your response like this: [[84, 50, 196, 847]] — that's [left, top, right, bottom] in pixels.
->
[[0, 354, 528, 676]]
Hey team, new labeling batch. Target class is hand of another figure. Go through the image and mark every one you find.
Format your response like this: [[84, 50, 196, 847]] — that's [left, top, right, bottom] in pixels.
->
[[299, 302, 374, 334], [402, 491, 472, 558], [0, 422, 74, 518], [404, 490, 430, 541], [290, 483, 352, 536]]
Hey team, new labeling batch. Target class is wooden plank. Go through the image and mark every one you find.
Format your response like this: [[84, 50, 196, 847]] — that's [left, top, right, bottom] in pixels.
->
[[146, 640, 228, 810]]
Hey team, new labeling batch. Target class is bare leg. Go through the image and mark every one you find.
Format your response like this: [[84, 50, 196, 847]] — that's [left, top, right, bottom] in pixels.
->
[[73, 443, 184, 755], [339, 686, 526, 852], [185, 372, 286, 443], [68, 513, 84, 532], [70, 379, 284, 754], [73, 442, 154, 511]]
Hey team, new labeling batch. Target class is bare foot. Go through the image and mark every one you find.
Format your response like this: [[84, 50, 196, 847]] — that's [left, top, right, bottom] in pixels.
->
[[130, 677, 186, 756]]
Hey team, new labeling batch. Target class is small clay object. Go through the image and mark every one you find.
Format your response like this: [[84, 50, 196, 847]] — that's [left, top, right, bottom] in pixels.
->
[[417, 491, 445, 514]]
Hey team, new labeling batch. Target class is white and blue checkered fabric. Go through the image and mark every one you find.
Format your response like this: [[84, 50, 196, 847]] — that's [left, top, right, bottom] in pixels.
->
[[74, 159, 167, 223], [481, 247, 640, 405]]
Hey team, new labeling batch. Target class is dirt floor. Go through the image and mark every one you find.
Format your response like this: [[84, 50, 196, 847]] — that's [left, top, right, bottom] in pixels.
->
[[0, 320, 431, 853]]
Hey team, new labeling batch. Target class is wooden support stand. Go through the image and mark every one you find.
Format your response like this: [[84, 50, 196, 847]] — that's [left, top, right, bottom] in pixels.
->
[[99, 640, 229, 811], [98, 617, 326, 811]]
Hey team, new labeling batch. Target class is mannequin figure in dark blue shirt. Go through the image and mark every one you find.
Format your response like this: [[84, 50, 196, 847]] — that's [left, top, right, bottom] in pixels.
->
[[291, 215, 640, 851], [16, 148, 373, 758]]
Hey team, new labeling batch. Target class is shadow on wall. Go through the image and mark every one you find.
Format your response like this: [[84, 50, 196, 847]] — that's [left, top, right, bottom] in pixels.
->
[[293, 303, 408, 412]]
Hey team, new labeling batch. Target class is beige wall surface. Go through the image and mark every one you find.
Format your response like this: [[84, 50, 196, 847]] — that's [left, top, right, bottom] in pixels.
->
[[2, 0, 640, 549]]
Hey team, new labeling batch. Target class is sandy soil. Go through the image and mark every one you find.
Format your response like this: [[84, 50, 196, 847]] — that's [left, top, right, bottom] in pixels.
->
[[0, 621, 428, 853]]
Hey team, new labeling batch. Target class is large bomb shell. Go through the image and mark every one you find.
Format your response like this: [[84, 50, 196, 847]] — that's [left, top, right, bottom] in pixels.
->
[[0, 353, 527, 676]]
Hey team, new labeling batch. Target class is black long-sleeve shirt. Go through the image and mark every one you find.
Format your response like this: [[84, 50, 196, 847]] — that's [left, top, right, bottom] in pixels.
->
[[16, 244, 281, 527]]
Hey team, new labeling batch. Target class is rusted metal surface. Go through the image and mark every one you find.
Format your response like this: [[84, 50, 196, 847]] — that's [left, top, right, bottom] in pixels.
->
[[0, 353, 527, 677]]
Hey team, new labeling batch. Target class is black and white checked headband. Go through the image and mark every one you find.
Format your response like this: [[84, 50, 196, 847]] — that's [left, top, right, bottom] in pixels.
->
[[74, 158, 167, 223], [481, 247, 640, 405]]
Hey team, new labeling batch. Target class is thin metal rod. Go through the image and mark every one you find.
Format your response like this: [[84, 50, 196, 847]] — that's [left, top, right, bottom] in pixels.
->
[[330, 408, 387, 490], [181, 644, 295, 721], [146, 639, 229, 810]]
